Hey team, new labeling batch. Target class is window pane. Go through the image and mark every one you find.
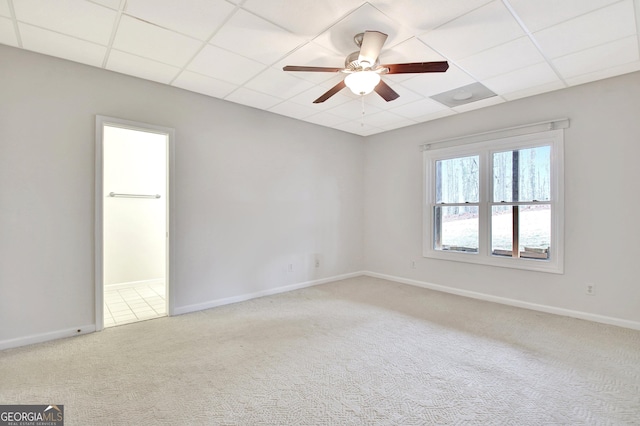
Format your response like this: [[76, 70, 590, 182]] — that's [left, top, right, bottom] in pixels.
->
[[434, 206, 478, 253], [519, 205, 551, 259], [491, 205, 513, 256], [493, 146, 550, 202], [491, 205, 551, 260], [436, 155, 479, 203]]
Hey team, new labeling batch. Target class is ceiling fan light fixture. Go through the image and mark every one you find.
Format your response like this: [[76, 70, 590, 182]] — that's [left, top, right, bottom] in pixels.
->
[[344, 71, 381, 96]]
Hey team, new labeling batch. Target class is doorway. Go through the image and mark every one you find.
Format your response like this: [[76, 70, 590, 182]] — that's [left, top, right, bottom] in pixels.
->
[[95, 116, 173, 330]]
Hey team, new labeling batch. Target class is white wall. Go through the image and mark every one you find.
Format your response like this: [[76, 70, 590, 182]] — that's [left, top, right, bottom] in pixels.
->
[[103, 125, 167, 286], [364, 70, 640, 326], [0, 45, 364, 346]]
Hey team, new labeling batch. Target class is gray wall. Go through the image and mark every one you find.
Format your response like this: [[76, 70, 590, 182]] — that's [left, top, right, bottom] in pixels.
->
[[0, 45, 364, 345], [364, 70, 640, 325], [2, 42, 639, 349]]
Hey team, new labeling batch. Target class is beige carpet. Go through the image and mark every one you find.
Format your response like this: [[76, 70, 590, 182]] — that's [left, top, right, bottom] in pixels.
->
[[1, 276, 639, 425]]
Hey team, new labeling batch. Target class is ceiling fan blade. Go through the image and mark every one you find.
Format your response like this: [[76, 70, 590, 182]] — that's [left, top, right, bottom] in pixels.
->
[[383, 61, 449, 74], [313, 80, 346, 103], [283, 65, 343, 72], [358, 30, 388, 66], [374, 80, 400, 102]]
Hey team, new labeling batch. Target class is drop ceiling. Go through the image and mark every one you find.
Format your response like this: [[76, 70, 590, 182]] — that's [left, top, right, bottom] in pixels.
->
[[1, 0, 639, 136]]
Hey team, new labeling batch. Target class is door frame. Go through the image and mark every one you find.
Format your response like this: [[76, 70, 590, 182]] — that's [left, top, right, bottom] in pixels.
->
[[95, 115, 175, 331]]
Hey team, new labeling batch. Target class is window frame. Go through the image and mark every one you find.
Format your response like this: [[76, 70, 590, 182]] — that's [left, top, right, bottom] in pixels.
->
[[423, 129, 564, 274]]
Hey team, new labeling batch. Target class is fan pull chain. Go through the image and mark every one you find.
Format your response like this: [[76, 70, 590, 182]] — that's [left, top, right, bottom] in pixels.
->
[[361, 95, 365, 127]]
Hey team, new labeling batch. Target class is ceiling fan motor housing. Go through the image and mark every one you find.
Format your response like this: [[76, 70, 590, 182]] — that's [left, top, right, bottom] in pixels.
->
[[345, 51, 379, 71]]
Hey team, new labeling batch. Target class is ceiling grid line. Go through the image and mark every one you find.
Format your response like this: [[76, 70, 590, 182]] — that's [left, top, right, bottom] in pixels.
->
[[7, 0, 22, 48], [100, 0, 127, 68], [167, 2, 244, 86], [501, 0, 569, 88]]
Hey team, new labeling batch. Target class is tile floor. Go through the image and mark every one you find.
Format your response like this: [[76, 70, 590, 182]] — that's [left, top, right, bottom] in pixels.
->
[[104, 281, 166, 327]]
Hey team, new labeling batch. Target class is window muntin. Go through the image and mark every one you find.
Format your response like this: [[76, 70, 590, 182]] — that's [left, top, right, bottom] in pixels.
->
[[423, 130, 564, 274]]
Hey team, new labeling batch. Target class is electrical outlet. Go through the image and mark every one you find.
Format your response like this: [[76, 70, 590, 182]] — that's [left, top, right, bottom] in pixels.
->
[[411, 260, 416, 269], [288, 263, 294, 272], [585, 283, 595, 296], [315, 258, 320, 268]]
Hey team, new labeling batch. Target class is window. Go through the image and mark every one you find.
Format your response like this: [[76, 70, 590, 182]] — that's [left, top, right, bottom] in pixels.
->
[[424, 128, 564, 273]]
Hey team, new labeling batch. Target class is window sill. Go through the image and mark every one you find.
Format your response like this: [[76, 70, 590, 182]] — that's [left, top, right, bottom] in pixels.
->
[[423, 249, 564, 274]]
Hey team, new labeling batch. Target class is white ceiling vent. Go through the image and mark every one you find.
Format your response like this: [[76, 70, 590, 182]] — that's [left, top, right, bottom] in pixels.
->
[[430, 82, 497, 107]]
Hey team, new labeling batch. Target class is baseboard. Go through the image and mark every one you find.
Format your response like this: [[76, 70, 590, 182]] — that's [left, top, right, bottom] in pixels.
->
[[173, 271, 364, 316], [105, 279, 164, 290], [0, 324, 96, 351], [364, 271, 640, 331]]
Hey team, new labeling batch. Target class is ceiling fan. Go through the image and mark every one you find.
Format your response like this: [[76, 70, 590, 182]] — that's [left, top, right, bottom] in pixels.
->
[[283, 30, 449, 104]]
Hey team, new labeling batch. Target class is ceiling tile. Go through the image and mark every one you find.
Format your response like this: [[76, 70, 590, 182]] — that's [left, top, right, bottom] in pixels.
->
[[327, 99, 383, 120], [313, 3, 414, 58], [188, 44, 266, 85], [242, 0, 363, 37], [172, 70, 237, 98], [389, 98, 449, 119], [419, 1, 525, 60], [106, 49, 180, 84], [500, 80, 566, 101], [303, 111, 347, 127], [370, 0, 494, 33], [399, 64, 476, 97], [13, 0, 116, 45], [0, 16, 17, 46], [456, 36, 545, 80], [483, 62, 561, 96], [379, 117, 419, 131], [412, 108, 457, 123], [360, 110, 411, 128], [268, 101, 318, 120], [224, 87, 283, 110], [88, 0, 121, 10], [564, 61, 640, 87], [507, 0, 621, 33], [553, 36, 639, 80], [533, 1, 637, 59], [210, 9, 305, 65], [244, 67, 315, 100], [113, 15, 202, 67], [482, 62, 562, 96], [19, 23, 106, 67], [275, 42, 345, 84], [0, 1, 10, 17], [334, 120, 382, 136], [125, 0, 236, 41]]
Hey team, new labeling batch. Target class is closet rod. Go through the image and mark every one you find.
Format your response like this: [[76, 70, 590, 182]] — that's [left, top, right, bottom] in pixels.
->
[[108, 192, 161, 199]]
